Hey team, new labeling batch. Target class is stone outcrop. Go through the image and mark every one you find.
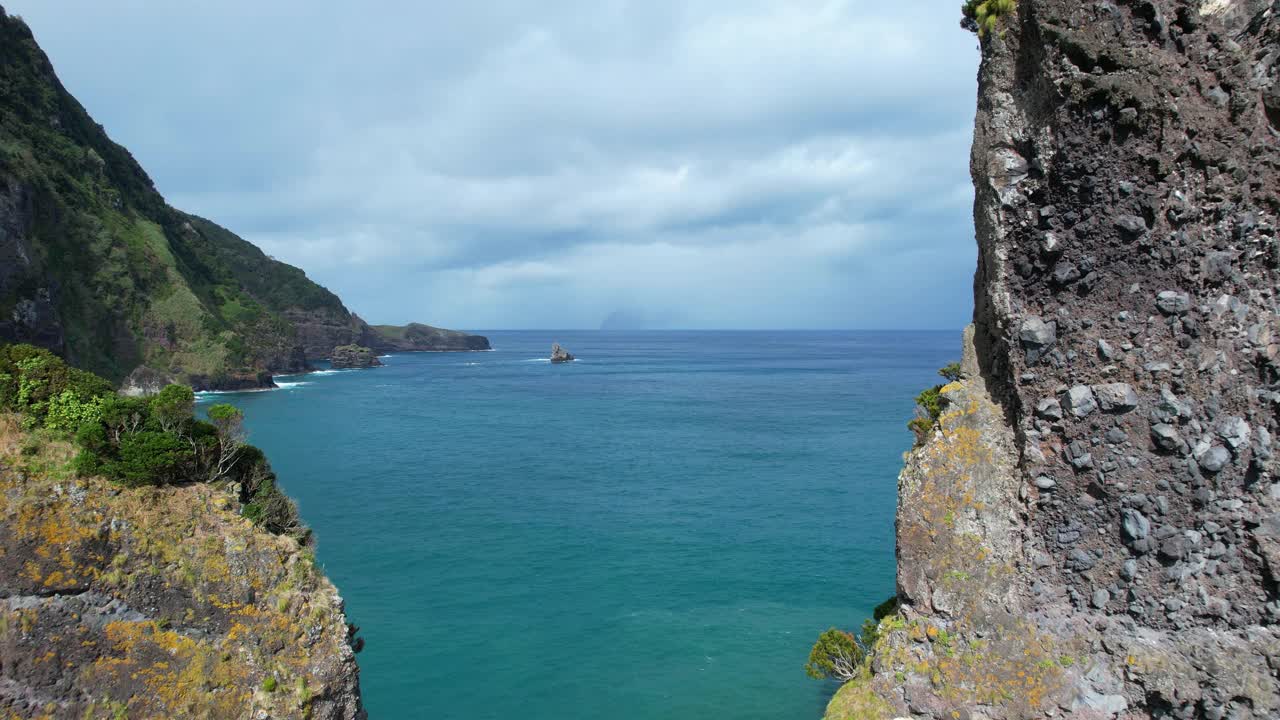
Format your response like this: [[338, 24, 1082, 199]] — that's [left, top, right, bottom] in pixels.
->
[[367, 323, 491, 353], [329, 345, 383, 369], [0, 416, 364, 719], [550, 344, 574, 363], [829, 1, 1280, 718]]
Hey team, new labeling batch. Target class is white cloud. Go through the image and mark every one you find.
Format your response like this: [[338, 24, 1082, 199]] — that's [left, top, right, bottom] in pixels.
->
[[8, 0, 980, 329]]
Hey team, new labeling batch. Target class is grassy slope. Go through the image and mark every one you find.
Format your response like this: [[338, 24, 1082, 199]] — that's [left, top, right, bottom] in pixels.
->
[[0, 11, 354, 385]]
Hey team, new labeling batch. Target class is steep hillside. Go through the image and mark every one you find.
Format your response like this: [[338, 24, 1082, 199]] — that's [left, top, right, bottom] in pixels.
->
[[0, 8, 487, 391], [826, 0, 1280, 718]]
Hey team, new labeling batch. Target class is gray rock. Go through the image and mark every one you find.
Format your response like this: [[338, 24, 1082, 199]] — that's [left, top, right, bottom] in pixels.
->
[[1216, 417, 1250, 450], [1105, 427, 1128, 444], [1097, 338, 1116, 360], [1122, 509, 1151, 541], [1151, 424, 1186, 453], [1036, 398, 1063, 420], [1156, 290, 1192, 315], [1034, 475, 1058, 490], [1019, 316, 1057, 361], [1121, 559, 1138, 580], [1115, 214, 1148, 235], [1196, 445, 1230, 473], [1068, 440, 1094, 470], [550, 343, 575, 363], [1068, 548, 1096, 570], [1094, 383, 1139, 413], [1052, 261, 1081, 284], [1091, 588, 1110, 608], [1160, 534, 1189, 561], [1062, 385, 1099, 417]]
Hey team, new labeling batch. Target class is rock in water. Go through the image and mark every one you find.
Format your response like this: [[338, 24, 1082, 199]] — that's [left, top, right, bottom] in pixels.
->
[[550, 343, 575, 363], [330, 344, 384, 369]]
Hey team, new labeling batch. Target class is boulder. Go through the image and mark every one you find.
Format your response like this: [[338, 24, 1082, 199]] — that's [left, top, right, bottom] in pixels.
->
[[1061, 385, 1099, 417], [550, 343, 575, 363], [1094, 383, 1139, 413], [330, 345, 383, 369]]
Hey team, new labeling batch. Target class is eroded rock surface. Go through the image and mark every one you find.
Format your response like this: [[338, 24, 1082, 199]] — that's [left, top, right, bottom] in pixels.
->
[[0, 418, 364, 719], [830, 1, 1280, 718]]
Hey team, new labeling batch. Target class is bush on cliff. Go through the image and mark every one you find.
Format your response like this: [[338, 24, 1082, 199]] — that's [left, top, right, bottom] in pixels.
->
[[805, 628, 864, 682], [907, 361, 962, 445], [961, 0, 1016, 36], [0, 342, 307, 540], [805, 596, 900, 683]]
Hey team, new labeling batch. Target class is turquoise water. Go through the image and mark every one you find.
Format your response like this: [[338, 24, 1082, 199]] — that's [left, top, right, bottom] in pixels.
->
[[201, 330, 959, 719]]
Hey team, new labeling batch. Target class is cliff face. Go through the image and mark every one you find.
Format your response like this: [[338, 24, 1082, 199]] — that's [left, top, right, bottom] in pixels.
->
[[830, 1, 1280, 718], [0, 416, 364, 719], [0, 9, 487, 391]]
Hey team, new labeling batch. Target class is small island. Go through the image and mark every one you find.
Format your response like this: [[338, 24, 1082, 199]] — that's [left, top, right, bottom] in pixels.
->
[[330, 344, 384, 369], [550, 343, 574, 363]]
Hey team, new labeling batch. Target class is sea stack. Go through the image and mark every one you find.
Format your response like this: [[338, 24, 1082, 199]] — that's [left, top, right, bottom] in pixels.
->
[[550, 343, 574, 363], [330, 344, 384, 369]]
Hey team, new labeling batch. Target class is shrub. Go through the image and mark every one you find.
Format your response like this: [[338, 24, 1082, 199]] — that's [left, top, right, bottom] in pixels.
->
[[805, 628, 863, 682], [207, 403, 246, 482], [907, 361, 961, 444], [962, 0, 1016, 36], [44, 389, 105, 432], [938, 362, 962, 383], [0, 342, 308, 538], [0, 344, 112, 423], [106, 431, 193, 487], [149, 384, 194, 434]]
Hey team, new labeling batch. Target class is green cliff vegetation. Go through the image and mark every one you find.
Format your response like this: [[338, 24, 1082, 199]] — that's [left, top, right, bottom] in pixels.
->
[[961, 0, 1017, 36], [0, 11, 352, 388], [907, 362, 961, 445], [0, 342, 306, 540]]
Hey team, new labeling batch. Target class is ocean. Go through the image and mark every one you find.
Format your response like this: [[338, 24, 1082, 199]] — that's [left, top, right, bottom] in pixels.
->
[[199, 330, 960, 719]]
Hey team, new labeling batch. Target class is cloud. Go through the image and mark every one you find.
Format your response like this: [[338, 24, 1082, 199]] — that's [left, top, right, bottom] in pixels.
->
[[8, 0, 980, 329]]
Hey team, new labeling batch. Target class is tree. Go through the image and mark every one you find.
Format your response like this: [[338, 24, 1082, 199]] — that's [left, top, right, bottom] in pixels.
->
[[805, 628, 864, 682], [938, 362, 962, 383], [149, 384, 194, 435], [207, 403, 246, 482], [107, 431, 193, 487]]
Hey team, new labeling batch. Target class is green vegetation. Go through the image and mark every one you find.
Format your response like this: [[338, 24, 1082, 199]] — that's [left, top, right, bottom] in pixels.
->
[[907, 362, 962, 445], [961, 0, 1017, 36], [806, 596, 899, 683], [805, 629, 863, 682], [0, 342, 306, 540], [0, 12, 351, 385]]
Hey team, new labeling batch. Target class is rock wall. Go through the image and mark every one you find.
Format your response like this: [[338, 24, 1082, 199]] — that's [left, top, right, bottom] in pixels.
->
[[830, 1, 1280, 718], [0, 416, 364, 719]]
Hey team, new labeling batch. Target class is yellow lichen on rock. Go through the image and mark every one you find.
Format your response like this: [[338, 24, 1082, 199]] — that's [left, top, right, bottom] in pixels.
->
[[0, 415, 363, 719]]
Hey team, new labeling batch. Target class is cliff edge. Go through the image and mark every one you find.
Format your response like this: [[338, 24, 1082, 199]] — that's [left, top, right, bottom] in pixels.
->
[[829, 1, 1280, 717], [0, 415, 364, 719]]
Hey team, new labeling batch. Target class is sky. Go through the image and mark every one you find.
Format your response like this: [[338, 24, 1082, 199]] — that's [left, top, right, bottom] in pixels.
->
[[7, 1, 980, 330]]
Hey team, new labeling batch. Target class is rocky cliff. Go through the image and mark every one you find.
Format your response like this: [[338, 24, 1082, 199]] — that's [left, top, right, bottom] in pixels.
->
[[827, 1, 1280, 718], [0, 416, 364, 719], [0, 8, 487, 391]]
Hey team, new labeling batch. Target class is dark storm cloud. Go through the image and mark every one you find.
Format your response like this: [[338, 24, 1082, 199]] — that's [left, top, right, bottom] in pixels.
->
[[8, 0, 980, 329]]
